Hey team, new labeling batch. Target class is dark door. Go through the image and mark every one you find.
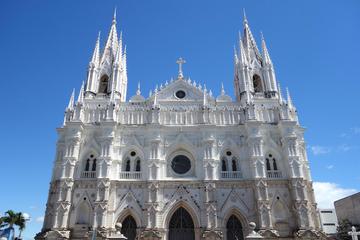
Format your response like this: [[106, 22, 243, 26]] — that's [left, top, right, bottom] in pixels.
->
[[169, 207, 195, 240], [226, 215, 244, 240], [121, 216, 137, 240]]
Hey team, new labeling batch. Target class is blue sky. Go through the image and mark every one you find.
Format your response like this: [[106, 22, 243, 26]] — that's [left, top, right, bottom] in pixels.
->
[[0, 0, 359, 239]]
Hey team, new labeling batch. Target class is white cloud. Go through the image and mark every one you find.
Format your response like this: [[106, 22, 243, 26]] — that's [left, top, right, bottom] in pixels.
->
[[326, 165, 334, 170], [310, 145, 331, 155], [313, 182, 357, 208], [35, 216, 44, 223]]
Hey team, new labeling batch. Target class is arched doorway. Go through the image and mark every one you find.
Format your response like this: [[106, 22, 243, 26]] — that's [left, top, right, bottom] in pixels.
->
[[226, 215, 244, 240], [121, 215, 137, 240], [169, 207, 195, 240]]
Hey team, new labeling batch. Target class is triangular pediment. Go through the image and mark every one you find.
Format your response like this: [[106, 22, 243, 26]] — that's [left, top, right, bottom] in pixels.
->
[[153, 78, 210, 103]]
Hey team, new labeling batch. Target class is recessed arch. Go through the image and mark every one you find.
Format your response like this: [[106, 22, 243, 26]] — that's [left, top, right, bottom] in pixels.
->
[[226, 215, 244, 240], [163, 201, 200, 230], [222, 208, 249, 237], [168, 207, 195, 240], [98, 74, 109, 94], [121, 215, 137, 240], [75, 201, 91, 225], [252, 74, 264, 93]]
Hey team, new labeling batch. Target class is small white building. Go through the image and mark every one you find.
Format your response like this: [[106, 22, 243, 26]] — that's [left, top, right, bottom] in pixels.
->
[[318, 209, 338, 235], [35, 10, 326, 240]]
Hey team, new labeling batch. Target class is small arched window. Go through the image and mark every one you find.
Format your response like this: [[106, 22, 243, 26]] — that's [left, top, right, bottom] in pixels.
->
[[273, 159, 278, 171], [91, 159, 97, 171], [252, 74, 263, 93], [266, 158, 271, 171], [85, 159, 90, 171], [266, 153, 282, 178], [98, 75, 109, 94], [135, 159, 141, 172], [125, 159, 131, 172], [232, 159, 237, 171], [222, 159, 227, 171]]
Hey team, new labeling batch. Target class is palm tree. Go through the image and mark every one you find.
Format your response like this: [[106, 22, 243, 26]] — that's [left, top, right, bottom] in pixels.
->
[[15, 212, 26, 239], [2, 210, 17, 239], [1, 211, 27, 240]]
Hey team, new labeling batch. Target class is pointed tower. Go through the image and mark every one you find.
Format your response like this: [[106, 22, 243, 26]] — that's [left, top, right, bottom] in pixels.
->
[[85, 33, 100, 95], [261, 32, 278, 95]]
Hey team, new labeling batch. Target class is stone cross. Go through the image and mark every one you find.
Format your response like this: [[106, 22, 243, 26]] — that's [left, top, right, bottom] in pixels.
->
[[349, 226, 360, 240], [176, 57, 186, 79]]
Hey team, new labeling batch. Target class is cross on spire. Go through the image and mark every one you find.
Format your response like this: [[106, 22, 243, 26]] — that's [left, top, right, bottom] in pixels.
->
[[176, 57, 186, 79]]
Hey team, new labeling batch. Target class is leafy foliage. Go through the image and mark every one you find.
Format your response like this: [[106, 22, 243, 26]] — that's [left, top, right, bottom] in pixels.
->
[[336, 219, 352, 240], [0, 210, 28, 239]]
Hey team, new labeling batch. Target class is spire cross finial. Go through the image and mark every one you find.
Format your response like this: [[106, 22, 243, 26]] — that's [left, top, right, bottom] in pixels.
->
[[113, 7, 117, 23], [176, 57, 186, 79]]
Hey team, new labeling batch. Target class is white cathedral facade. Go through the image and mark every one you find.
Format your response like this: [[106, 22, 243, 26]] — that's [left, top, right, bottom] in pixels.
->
[[36, 11, 326, 240]]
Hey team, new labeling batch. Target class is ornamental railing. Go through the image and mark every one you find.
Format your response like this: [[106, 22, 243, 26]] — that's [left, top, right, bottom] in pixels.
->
[[267, 170, 282, 179], [119, 171, 142, 180], [220, 171, 243, 179], [81, 171, 96, 179]]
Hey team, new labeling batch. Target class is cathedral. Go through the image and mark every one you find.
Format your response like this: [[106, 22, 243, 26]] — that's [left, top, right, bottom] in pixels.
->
[[36, 10, 326, 240]]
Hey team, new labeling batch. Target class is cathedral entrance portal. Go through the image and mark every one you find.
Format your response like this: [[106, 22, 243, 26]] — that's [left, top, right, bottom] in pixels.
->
[[121, 216, 137, 240], [168, 207, 195, 240], [226, 215, 244, 240]]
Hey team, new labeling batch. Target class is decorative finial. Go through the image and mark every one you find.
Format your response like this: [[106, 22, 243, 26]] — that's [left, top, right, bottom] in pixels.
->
[[243, 8, 248, 24], [113, 7, 117, 23], [136, 82, 141, 95], [176, 57, 186, 79], [221, 82, 225, 95]]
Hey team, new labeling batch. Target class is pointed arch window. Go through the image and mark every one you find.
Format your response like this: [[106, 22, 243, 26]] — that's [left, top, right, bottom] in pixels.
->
[[222, 159, 227, 171], [135, 159, 141, 172], [232, 158, 237, 171], [120, 151, 142, 179], [169, 207, 195, 240], [266, 153, 282, 179], [220, 151, 242, 179], [98, 75, 109, 94], [76, 201, 91, 225], [121, 216, 137, 240], [81, 154, 97, 178], [226, 215, 244, 240], [252, 74, 263, 93]]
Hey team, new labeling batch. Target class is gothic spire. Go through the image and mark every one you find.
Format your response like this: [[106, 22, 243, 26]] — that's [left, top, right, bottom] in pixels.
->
[[221, 82, 225, 95], [286, 87, 294, 109], [102, 10, 118, 62], [238, 36, 248, 66], [261, 32, 273, 65], [234, 45, 238, 64], [136, 82, 141, 95], [67, 89, 75, 110], [77, 82, 84, 104], [90, 32, 101, 67], [242, 11, 262, 62], [114, 33, 123, 65]]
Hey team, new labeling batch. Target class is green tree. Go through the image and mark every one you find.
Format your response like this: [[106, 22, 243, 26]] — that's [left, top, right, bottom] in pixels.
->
[[1, 210, 27, 240], [336, 219, 352, 240]]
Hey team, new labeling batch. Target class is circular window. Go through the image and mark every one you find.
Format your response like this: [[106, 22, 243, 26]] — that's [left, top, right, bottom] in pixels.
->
[[226, 151, 232, 156], [130, 151, 136, 157], [171, 155, 191, 174], [175, 90, 186, 99]]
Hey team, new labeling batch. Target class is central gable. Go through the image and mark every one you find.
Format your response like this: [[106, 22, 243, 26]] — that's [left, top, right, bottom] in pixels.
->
[[156, 78, 206, 102]]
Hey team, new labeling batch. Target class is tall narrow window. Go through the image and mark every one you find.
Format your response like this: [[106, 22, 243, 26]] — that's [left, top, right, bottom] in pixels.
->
[[226, 215, 244, 240], [98, 75, 109, 94], [266, 158, 271, 171], [232, 159, 237, 171], [252, 74, 263, 93], [85, 159, 90, 171], [91, 159, 97, 171], [125, 159, 131, 172], [273, 159, 278, 171], [135, 159, 141, 172], [222, 159, 227, 171]]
